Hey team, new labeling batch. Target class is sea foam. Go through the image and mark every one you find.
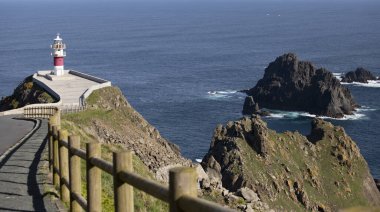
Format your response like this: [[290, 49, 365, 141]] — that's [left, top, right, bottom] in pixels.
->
[[266, 108, 369, 121], [207, 90, 243, 99], [333, 72, 380, 88]]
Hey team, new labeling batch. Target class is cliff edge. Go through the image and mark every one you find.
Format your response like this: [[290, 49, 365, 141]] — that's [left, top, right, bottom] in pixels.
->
[[62, 86, 191, 182]]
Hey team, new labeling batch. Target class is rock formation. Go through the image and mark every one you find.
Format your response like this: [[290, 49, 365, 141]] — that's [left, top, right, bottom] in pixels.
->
[[242, 96, 270, 116], [341, 67, 377, 83], [243, 53, 357, 118], [0, 75, 57, 111], [202, 116, 380, 211]]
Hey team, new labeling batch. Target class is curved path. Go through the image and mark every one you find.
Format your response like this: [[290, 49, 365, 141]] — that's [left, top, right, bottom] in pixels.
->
[[0, 119, 59, 211], [0, 115, 34, 156]]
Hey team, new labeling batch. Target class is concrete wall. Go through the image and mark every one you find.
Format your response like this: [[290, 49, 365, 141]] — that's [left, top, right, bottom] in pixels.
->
[[69, 70, 110, 83], [70, 70, 112, 105]]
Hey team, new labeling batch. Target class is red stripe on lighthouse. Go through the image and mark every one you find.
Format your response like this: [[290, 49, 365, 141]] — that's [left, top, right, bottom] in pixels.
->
[[54, 57, 64, 66]]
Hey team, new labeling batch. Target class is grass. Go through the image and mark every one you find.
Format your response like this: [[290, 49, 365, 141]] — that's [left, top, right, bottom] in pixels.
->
[[233, 122, 373, 211], [61, 114, 169, 212]]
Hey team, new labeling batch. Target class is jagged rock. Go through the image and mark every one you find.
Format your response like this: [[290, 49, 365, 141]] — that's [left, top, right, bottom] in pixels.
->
[[195, 164, 209, 182], [341, 67, 377, 83], [243, 53, 357, 118], [242, 96, 270, 116], [203, 155, 222, 180], [237, 187, 260, 203], [210, 177, 223, 190], [202, 116, 271, 191], [200, 178, 211, 190], [202, 116, 380, 210], [226, 193, 241, 203], [222, 188, 229, 196], [245, 204, 254, 212]]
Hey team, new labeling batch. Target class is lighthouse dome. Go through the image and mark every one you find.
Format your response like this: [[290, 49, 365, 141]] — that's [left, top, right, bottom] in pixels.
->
[[54, 33, 62, 41]]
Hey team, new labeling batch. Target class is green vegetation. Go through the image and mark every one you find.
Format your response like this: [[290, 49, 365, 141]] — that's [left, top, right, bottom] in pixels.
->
[[60, 87, 173, 211], [235, 121, 372, 211], [61, 117, 169, 212]]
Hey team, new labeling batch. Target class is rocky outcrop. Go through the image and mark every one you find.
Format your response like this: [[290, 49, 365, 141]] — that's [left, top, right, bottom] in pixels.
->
[[202, 116, 380, 211], [0, 75, 57, 111], [341, 67, 377, 83], [242, 96, 270, 117], [243, 53, 357, 118]]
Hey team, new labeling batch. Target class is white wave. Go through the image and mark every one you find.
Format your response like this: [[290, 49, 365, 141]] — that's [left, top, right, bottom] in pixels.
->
[[332, 72, 380, 87], [208, 90, 237, 95], [268, 113, 285, 118], [207, 90, 240, 99], [318, 113, 367, 121], [268, 110, 315, 119], [195, 159, 202, 163], [266, 109, 367, 121], [356, 106, 377, 112], [333, 72, 343, 81], [341, 80, 380, 88]]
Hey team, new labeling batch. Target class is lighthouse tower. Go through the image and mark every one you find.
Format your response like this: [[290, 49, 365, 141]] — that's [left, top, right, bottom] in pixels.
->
[[51, 33, 66, 76]]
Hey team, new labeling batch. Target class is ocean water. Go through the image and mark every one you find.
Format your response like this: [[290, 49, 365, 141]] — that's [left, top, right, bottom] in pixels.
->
[[1, 1, 380, 177]]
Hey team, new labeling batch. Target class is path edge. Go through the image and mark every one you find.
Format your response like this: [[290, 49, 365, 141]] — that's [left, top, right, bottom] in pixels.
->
[[0, 118, 40, 166]]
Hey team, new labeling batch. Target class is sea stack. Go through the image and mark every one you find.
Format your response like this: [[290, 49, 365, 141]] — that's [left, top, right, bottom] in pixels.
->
[[341, 67, 377, 83], [243, 53, 357, 118]]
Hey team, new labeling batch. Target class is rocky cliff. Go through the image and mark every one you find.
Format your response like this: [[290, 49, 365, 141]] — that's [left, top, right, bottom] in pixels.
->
[[243, 53, 357, 118], [0, 75, 57, 111], [202, 116, 380, 211], [62, 87, 191, 182], [341, 67, 377, 83]]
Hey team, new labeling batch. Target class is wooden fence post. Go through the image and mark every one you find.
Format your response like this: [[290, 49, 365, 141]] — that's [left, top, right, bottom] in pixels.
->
[[169, 167, 197, 212], [52, 125, 60, 189], [56, 108, 61, 125], [48, 122, 53, 172], [49, 111, 59, 172], [87, 143, 102, 212], [69, 135, 82, 212], [113, 151, 133, 212], [59, 130, 70, 203]]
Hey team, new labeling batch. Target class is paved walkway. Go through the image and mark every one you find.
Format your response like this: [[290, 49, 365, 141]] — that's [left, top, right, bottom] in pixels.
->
[[0, 119, 58, 211], [34, 72, 100, 106], [0, 116, 34, 155]]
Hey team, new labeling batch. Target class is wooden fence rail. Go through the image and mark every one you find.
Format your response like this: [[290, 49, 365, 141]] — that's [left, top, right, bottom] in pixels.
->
[[29, 106, 235, 212], [24, 106, 57, 119]]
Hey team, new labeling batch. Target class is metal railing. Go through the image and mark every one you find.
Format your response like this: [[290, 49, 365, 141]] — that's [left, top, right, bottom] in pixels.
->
[[47, 109, 234, 212], [61, 104, 87, 114]]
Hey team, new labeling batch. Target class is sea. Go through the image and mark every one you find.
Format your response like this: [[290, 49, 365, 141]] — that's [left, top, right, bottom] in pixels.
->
[[0, 0, 379, 178]]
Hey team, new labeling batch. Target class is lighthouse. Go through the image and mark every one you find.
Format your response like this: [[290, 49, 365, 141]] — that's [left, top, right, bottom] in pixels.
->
[[51, 33, 66, 76]]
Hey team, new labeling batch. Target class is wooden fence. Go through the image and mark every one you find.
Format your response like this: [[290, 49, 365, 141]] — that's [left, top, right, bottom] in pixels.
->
[[24, 105, 86, 118], [43, 109, 234, 212], [24, 106, 58, 119]]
